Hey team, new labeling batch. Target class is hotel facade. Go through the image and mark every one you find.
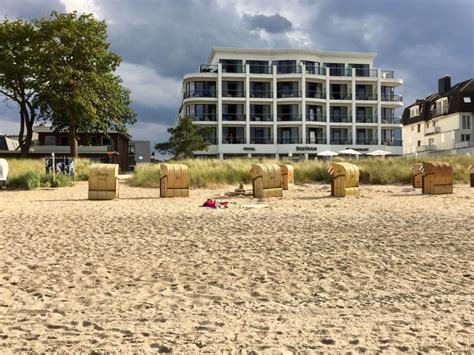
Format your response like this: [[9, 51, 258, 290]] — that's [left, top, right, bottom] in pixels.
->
[[177, 48, 403, 159], [401, 76, 474, 157]]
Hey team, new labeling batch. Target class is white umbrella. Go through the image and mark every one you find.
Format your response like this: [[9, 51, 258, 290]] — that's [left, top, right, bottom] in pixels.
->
[[367, 149, 392, 157], [338, 148, 362, 160], [317, 150, 338, 162]]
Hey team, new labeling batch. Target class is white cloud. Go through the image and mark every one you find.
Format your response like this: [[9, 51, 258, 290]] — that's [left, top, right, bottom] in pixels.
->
[[59, 0, 101, 16], [116, 62, 182, 110], [128, 121, 169, 143]]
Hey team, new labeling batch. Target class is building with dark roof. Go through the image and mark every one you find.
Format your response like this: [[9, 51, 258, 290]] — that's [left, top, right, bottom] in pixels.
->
[[401, 76, 474, 156]]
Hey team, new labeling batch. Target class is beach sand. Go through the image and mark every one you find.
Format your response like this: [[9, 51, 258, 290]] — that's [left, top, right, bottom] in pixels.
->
[[0, 182, 472, 353]]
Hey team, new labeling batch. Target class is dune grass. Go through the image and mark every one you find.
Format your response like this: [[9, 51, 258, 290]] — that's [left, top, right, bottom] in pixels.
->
[[128, 155, 473, 188], [5, 158, 90, 190]]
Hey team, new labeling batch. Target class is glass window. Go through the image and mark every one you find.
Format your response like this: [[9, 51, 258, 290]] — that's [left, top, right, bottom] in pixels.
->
[[463, 96, 472, 103], [44, 135, 55, 146]]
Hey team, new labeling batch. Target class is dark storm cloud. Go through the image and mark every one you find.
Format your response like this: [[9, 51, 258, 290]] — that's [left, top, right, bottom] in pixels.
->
[[302, 0, 473, 104], [96, 0, 293, 78], [243, 13, 293, 33], [0, 0, 65, 20]]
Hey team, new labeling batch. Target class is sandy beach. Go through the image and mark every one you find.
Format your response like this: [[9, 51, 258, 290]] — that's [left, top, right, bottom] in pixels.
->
[[0, 182, 472, 353]]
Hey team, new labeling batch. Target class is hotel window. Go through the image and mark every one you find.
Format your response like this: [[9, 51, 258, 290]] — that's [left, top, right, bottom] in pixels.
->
[[417, 124, 421, 133], [463, 96, 472, 103], [461, 134, 471, 142], [410, 106, 419, 117], [417, 140, 421, 146], [435, 98, 448, 114], [462, 115, 471, 130]]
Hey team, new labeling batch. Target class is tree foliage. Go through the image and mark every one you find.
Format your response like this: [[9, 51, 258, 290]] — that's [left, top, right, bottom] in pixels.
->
[[0, 11, 136, 158], [0, 19, 41, 156], [155, 117, 212, 159]]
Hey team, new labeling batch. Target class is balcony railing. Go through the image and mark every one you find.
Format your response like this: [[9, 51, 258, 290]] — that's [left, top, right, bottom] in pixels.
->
[[356, 116, 377, 123], [356, 138, 378, 145], [199, 64, 218, 73], [382, 140, 403, 146], [277, 137, 302, 144], [221, 64, 245, 73], [328, 68, 352, 76], [330, 92, 352, 100], [277, 113, 302, 121], [276, 65, 302, 74], [381, 94, 403, 102], [306, 137, 327, 144], [249, 90, 272, 98], [425, 126, 441, 135], [222, 113, 245, 121], [249, 65, 273, 74], [223, 136, 245, 144], [222, 90, 245, 98], [381, 116, 401, 124], [250, 137, 274, 144], [250, 114, 273, 122], [381, 70, 394, 79], [330, 115, 352, 123], [306, 90, 326, 99], [187, 114, 217, 122], [355, 93, 378, 100], [305, 66, 326, 75], [203, 137, 217, 145], [183, 90, 217, 99], [277, 90, 301, 98], [330, 138, 353, 145], [355, 68, 378, 77], [306, 114, 326, 122]]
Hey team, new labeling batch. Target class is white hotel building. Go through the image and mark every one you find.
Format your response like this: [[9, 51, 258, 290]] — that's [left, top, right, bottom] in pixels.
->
[[177, 48, 403, 159]]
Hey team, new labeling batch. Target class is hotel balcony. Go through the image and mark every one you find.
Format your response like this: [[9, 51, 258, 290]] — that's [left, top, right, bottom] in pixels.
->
[[329, 92, 352, 100], [355, 93, 378, 100], [249, 64, 273, 74], [306, 114, 326, 123], [328, 68, 352, 76], [277, 90, 301, 98], [250, 90, 273, 98], [381, 94, 403, 102], [330, 115, 352, 123], [381, 116, 401, 124], [356, 116, 377, 123], [221, 63, 245, 73], [306, 137, 327, 144], [275, 65, 302, 74], [250, 114, 273, 122], [183, 90, 217, 99], [203, 137, 217, 145], [306, 90, 326, 99], [277, 137, 302, 144], [250, 137, 274, 144], [355, 68, 378, 77], [305, 66, 327, 75], [222, 113, 246, 121], [381, 70, 394, 78], [187, 114, 217, 122], [222, 89, 245, 98], [330, 138, 353, 145], [356, 138, 378, 145], [277, 113, 302, 122]]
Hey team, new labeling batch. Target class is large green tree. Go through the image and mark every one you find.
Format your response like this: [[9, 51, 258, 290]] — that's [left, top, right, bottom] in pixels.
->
[[36, 11, 136, 157], [0, 19, 41, 157], [155, 117, 212, 159]]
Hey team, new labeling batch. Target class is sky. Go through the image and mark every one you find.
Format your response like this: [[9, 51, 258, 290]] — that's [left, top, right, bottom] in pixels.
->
[[0, 0, 473, 150]]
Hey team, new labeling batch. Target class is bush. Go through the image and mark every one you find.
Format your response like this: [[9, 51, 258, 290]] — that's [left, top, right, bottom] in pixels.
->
[[5, 158, 90, 189], [129, 155, 473, 188]]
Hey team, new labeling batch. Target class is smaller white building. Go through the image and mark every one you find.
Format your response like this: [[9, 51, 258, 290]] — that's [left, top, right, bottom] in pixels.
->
[[401, 76, 474, 156]]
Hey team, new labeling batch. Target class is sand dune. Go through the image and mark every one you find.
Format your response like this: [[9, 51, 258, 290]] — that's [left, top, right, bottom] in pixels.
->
[[0, 182, 472, 352]]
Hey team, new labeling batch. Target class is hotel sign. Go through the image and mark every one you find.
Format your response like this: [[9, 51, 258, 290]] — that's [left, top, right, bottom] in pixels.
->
[[243, 147, 256, 151], [350, 147, 370, 152], [296, 146, 318, 151]]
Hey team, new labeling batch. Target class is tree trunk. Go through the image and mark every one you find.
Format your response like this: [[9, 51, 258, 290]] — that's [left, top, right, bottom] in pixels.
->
[[19, 102, 35, 158], [69, 128, 79, 158]]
